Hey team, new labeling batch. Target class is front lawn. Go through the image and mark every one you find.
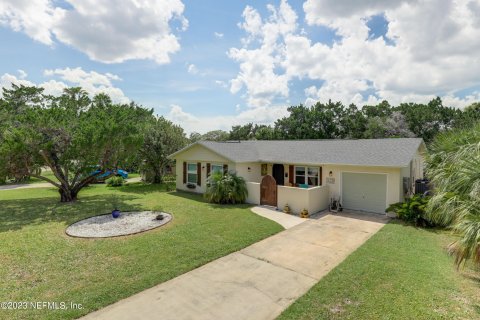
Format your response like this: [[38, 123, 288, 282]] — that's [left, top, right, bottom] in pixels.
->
[[0, 183, 283, 319], [279, 221, 480, 319]]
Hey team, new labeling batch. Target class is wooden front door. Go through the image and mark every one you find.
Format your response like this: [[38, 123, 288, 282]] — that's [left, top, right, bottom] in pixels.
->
[[260, 175, 277, 207]]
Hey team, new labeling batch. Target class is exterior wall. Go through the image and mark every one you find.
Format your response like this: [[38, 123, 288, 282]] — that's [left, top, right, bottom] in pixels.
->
[[323, 164, 402, 209], [308, 186, 330, 214], [246, 182, 260, 204], [235, 163, 262, 183], [400, 144, 426, 198], [277, 185, 329, 215], [174, 145, 234, 194]]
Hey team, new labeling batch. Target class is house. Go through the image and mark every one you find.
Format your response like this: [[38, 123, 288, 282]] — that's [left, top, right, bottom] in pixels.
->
[[168, 138, 426, 215]]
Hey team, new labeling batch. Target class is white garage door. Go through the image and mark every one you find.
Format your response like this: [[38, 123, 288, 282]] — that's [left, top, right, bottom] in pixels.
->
[[342, 172, 387, 214]]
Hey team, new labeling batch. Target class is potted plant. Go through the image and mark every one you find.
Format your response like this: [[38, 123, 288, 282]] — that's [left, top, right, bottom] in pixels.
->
[[110, 194, 121, 218], [283, 204, 291, 214], [300, 208, 309, 218]]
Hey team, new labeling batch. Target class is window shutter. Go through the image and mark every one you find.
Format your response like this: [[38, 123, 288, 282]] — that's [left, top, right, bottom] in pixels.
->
[[319, 167, 323, 186], [289, 165, 294, 185], [223, 164, 228, 174], [206, 163, 211, 176], [197, 163, 201, 186], [183, 162, 186, 184]]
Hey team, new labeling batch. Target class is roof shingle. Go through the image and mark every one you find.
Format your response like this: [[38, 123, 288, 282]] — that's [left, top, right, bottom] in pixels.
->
[[174, 138, 424, 167]]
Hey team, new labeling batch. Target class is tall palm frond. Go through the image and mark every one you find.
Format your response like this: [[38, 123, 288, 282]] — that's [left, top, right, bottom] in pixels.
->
[[426, 123, 480, 266]]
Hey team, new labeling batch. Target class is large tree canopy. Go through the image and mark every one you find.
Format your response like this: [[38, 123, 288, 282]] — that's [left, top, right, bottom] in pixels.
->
[[140, 116, 187, 183], [0, 85, 153, 202], [224, 97, 468, 143]]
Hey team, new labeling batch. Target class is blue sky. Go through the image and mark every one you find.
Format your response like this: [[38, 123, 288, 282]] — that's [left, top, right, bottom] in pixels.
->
[[1, 0, 479, 133]]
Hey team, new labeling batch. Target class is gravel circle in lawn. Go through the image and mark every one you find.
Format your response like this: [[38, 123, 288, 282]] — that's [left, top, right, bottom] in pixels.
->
[[66, 211, 172, 238]]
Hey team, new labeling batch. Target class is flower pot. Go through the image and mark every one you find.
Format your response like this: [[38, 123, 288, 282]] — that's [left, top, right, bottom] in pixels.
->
[[112, 209, 121, 218]]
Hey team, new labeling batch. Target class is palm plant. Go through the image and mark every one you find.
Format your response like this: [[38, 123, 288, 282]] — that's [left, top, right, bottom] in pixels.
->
[[204, 171, 248, 204], [426, 122, 480, 266]]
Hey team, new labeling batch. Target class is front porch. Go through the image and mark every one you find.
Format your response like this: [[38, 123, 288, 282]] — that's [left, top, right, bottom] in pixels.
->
[[246, 180, 330, 215]]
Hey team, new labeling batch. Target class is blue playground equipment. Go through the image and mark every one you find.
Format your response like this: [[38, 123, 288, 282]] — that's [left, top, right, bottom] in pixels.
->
[[91, 168, 128, 181]]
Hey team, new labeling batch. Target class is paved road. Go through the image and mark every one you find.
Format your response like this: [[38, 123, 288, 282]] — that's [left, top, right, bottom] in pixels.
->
[[82, 211, 389, 320], [0, 177, 142, 191]]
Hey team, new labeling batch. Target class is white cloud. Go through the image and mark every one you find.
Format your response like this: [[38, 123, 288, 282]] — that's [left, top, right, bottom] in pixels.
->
[[17, 69, 28, 79], [229, 0, 480, 108], [187, 64, 198, 74], [1, 68, 129, 103], [0, 0, 187, 64], [228, 0, 297, 107], [0, 0, 62, 45], [166, 104, 289, 134], [214, 32, 224, 38]]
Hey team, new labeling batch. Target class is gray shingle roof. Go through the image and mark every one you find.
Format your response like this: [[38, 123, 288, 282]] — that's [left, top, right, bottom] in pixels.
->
[[173, 138, 424, 167]]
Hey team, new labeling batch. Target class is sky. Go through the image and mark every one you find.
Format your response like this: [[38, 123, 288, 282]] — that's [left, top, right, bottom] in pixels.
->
[[1, 0, 480, 133]]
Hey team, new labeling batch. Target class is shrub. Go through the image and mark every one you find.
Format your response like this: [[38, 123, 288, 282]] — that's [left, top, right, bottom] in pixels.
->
[[205, 171, 248, 204], [106, 176, 125, 187], [386, 194, 431, 226]]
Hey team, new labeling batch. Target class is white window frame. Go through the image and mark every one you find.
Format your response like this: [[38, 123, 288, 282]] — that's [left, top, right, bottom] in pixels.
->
[[187, 162, 197, 184], [295, 166, 320, 186]]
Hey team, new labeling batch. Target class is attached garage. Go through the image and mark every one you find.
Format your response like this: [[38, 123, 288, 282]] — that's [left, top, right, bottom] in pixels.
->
[[341, 172, 387, 214]]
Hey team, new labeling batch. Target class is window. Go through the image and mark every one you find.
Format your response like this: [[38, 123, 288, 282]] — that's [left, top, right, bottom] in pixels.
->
[[295, 166, 320, 186], [187, 163, 197, 184], [295, 166, 305, 184], [211, 164, 223, 174], [307, 167, 319, 186]]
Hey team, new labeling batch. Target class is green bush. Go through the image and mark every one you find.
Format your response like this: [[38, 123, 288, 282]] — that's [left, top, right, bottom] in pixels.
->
[[106, 176, 125, 187], [386, 194, 432, 226], [205, 171, 248, 204]]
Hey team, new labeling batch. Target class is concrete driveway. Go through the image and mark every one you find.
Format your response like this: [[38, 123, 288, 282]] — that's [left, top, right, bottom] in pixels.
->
[[82, 212, 389, 320]]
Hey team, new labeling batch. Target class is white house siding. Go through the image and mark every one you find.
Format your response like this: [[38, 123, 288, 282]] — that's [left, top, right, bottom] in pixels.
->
[[174, 144, 234, 194], [277, 185, 329, 215], [246, 182, 260, 204], [235, 163, 262, 183]]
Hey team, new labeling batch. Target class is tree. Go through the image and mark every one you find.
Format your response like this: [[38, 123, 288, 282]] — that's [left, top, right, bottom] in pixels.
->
[[229, 123, 255, 140], [188, 130, 229, 142], [339, 103, 367, 138], [455, 102, 480, 128], [0, 86, 153, 202], [189, 132, 202, 143], [398, 97, 460, 143], [254, 125, 276, 140], [426, 122, 480, 266], [200, 130, 229, 141], [274, 101, 345, 139], [364, 112, 415, 139], [140, 117, 187, 183], [362, 100, 393, 118]]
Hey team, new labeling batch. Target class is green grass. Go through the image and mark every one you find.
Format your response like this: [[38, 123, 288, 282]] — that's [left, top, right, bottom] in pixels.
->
[[0, 183, 283, 320], [279, 221, 480, 320], [4, 170, 140, 185]]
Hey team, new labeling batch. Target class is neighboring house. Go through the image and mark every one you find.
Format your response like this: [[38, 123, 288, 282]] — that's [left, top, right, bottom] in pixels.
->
[[168, 138, 426, 215]]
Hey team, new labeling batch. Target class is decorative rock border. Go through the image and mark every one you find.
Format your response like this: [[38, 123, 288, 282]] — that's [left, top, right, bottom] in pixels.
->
[[66, 211, 172, 238]]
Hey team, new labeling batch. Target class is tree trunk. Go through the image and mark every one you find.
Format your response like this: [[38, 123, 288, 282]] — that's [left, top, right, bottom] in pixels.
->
[[150, 164, 163, 184], [59, 188, 78, 202]]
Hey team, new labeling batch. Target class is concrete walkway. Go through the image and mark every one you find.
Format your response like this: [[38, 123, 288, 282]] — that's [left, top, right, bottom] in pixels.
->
[[0, 177, 142, 191], [82, 212, 389, 320], [250, 206, 305, 229]]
